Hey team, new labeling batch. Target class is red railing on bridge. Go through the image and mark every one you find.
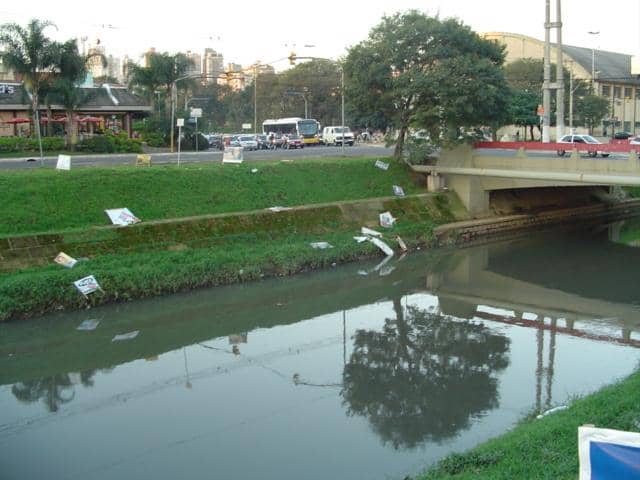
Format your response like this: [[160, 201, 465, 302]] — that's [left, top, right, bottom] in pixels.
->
[[475, 141, 640, 153]]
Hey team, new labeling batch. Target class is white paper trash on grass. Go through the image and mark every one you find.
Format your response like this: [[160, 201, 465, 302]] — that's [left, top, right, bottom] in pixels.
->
[[267, 206, 292, 212], [369, 237, 394, 257], [393, 185, 405, 197], [54, 252, 78, 268], [112, 330, 140, 342], [375, 160, 389, 171], [56, 154, 71, 170], [353, 236, 369, 243], [379, 211, 396, 228], [73, 275, 101, 296], [310, 242, 333, 250], [361, 227, 382, 237], [76, 319, 100, 331], [105, 208, 140, 226], [578, 426, 640, 479]]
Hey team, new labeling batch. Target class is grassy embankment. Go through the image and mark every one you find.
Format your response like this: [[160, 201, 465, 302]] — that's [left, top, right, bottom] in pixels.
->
[[0, 157, 459, 320], [420, 370, 640, 479]]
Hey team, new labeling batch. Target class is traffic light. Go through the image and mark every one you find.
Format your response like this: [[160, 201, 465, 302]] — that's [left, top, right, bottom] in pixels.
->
[[288, 52, 296, 65]]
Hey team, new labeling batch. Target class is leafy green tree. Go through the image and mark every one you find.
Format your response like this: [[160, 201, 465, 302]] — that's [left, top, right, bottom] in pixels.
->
[[53, 39, 105, 148], [576, 94, 609, 134], [0, 19, 60, 152], [510, 89, 540, 141], [344, 11, 510, 160]]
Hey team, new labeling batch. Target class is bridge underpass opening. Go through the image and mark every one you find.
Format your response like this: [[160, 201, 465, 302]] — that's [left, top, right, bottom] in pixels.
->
[[489, 186, 611, 215]]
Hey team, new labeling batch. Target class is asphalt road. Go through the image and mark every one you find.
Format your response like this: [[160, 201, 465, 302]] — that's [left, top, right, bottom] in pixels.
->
[[0, 144, 393, 170]]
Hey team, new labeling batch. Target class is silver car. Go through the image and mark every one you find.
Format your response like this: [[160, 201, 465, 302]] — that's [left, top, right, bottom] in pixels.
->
[[237, 135, 258, 151], [557, 134, 609, 158]]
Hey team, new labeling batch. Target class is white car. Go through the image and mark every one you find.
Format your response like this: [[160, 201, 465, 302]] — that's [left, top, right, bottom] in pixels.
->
[[237, 135, 258, 151], [630, 136, 640, 145], [556, 134, 609, 158]]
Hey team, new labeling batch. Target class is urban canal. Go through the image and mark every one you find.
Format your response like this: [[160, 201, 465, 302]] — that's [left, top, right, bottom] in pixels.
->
[[2, 221, 640, 480]]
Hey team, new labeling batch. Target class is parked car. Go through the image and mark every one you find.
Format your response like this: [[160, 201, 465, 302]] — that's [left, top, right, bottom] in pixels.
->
[[613, 132, 633, 140], [630, 136, 640, 145], [207, 134, 224, 150], [237, 135, 258, 151], [284, 134, 304, 149], [556, 134, 609, 158]]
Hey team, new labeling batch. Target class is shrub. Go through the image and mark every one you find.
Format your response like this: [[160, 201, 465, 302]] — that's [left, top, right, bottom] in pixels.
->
[[77, 133, 142, 153], [0, 136, 65, 153]]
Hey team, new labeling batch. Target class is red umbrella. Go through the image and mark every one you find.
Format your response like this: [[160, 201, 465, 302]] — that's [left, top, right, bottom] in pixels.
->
[[78, 116, 102, 123], [1, 117, 31, 124]]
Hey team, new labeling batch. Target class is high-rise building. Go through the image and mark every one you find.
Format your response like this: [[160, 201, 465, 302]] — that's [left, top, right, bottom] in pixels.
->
[[203, 48, 224, 83], [185, 50, 202, 77]]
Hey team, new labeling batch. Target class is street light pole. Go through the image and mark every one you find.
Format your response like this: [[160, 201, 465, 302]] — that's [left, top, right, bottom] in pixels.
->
[[588, 31, 599, 92], [341, 67, 345, 157]]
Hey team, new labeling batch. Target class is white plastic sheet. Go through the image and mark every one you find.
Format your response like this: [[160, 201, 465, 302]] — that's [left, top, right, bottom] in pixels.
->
[[112, 330, 140, 342], [310, 242, 333, 249], [76, 319, 100, 331], [361, 227, 382, 237]]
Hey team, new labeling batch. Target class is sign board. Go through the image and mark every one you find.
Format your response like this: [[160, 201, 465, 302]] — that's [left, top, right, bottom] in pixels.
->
[[176, 118, 184, 127], [223, 147, 244, 164], [73, 275, 101, 296], [579, 426, 640, 479], [0, 84, 15, 94], [56, 154, 71, 171], [190, 108, 202, 118], [242, 123, 252, 130]]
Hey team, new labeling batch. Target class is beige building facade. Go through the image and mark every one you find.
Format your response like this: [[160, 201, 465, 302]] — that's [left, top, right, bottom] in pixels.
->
[[484, 32, 640, 136]]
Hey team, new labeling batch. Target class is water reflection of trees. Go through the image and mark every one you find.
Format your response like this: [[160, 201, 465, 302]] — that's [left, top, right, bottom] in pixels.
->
[[342, 300, 511, 449], [12, 371, 96, 412]]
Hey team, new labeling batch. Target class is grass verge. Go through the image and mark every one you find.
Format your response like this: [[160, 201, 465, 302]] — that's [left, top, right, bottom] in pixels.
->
[[419, 371, 640, 479]]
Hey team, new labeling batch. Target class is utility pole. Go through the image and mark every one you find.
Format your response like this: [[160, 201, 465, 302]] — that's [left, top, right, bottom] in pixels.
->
[[543, 0, 564, 142]]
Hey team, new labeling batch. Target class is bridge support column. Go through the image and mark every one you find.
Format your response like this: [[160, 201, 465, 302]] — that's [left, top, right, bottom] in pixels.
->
[[427, 173, 443, 192], [447, 176, 490, 217]]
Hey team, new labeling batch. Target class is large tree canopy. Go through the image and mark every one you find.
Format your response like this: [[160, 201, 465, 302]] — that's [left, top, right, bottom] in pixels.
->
[[344, 11, 511, 159]]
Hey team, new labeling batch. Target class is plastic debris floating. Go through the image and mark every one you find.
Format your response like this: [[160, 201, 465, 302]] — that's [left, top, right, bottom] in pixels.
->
[[76, 319, 100, 331], [112, 330, 140, 342]]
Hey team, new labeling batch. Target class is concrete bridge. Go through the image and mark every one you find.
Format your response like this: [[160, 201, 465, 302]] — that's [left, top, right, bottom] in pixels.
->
[[412, 142, 640, 216]]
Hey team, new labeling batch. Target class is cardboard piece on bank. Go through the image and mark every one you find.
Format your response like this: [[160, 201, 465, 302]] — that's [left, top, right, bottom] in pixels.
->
[[73, 275, 101, 296], [56, 154, 71, 170], [105, 208, 140, 226], [379, 211, 396, 228], [54, 252, 78, 268], [375, 160, 389, 171]]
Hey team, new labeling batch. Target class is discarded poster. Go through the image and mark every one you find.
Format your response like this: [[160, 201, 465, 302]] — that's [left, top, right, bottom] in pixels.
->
[[76, 318, 100, 331], [361, 226, 382, 237], [393, 185, 405, 197], [579, 426, 640, 479], [267, 206, 292, 212], [353, 236, 369, 243], [112, 330, 140, 342], [375, 160, 389, 171], [396, 236, 408, 252], [310, 242, 333, 249], [105, 208, 140, 226], [222, 147, 243, 163], [54, 252, 78, 268], [73, 275, 101, 296], [56, 154, 71, 171], [379, 211, 397, 228], [369, 237, 394, 257]]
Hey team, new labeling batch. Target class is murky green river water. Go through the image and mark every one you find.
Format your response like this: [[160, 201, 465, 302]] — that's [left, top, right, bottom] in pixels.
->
[[2, 223, 640, 480]]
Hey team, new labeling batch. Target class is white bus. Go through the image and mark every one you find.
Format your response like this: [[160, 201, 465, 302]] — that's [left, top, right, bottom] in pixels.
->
[[262, 117, 321, 145]]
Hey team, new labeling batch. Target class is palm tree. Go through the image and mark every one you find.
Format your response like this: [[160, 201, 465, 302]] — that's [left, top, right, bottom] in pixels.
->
[[54, 39, 105, 148], [0, 19, 60, 159]]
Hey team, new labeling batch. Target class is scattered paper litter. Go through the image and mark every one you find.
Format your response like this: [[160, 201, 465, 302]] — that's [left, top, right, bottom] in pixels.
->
[[379, 211, 396, 228], [393, 185, 405, 197], [73, 275, 101, 296], [369, 237, 394, 257], [105, 208, 140, 226], [54, 252, 77, 268], [76, 319, 100, 331], [56, 154, 71, 171], [396, 236, 408, 252], [251, 168, 258, 173], [267, 206, 292, 212], [310, 242, 333, 250], [112, 330, 140, 342], [375, 160, 389, 171], [353, 236, 369, 243], [361, 226, 382, 237]]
